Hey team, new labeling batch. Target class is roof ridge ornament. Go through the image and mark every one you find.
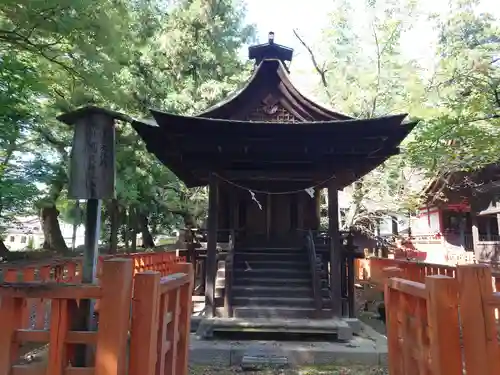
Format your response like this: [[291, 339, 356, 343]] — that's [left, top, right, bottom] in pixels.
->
[[248, 31, 294, 72], [268, 31, 275, 44]]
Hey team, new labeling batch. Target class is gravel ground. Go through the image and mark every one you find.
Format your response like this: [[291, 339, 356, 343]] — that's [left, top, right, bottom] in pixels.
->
[[189, 365, 388, 375]]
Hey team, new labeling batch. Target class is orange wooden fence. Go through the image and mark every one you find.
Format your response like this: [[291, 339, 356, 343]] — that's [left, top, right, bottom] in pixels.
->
[[385, 270, 463, 375], [0, 251, 186, 330], [0, 258, 193, 375], [378, 262, 500, 375], [356, 257, 500, 287], [98, 251, 186, 278], [457, 265, 500, 375], [130, 263, 193, 375], [0, 251, 186, 283]]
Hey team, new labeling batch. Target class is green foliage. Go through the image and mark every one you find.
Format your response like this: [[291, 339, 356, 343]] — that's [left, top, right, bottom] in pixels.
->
[[303, 0, 500, 229], [314, 0, 425, 118], [0, 0, 255, 249], [406, 3, 500, 184], [300, 0, 428, 228]]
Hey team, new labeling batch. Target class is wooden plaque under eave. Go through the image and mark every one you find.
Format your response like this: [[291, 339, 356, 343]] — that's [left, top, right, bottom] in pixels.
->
[[68, 112, 116, 200]]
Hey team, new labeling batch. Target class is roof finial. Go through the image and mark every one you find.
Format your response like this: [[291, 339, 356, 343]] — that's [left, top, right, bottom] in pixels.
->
[[268, 31, 275, 45], [248, 31, 294, 71]]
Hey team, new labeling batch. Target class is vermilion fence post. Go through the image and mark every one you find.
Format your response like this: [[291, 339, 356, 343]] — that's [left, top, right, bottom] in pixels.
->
[[164, 288, 180, 373], [457, 264, 500, 375], [0, 296, 23, 373], [3, 269, 17, 282], [129, 271, 161, 375], [46, 299, 70, 375], [425, 275, 462, 375], [94, 258, 133, 375], [384, 268, 403, 374], [22, 267, 36, 327], [174, 263, 194, 375]]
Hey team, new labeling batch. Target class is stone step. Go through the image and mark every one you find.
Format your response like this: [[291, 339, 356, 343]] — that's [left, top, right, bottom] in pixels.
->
[[232, 285, 313, 298], [232, 307, 331, 320], [196, 317, 353, 341], [233, 285, 331, 298], [233, 296, 315, 308], [234, 252, 308, 262], [233, 268, 310, 279], [233, 260, 309, 270], [232, 277, 311, 287], [238, 247, 304, 253]]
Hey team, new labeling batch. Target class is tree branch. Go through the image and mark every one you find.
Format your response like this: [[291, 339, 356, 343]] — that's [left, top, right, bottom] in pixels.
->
[[292, 29, 332, 99], [0, 27, 81, 79], [370, 24, 381, 118]]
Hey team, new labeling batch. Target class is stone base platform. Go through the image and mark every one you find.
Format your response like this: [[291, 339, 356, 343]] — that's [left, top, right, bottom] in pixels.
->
[[189, 323, 387, 366], [196, 317, 358, 342]]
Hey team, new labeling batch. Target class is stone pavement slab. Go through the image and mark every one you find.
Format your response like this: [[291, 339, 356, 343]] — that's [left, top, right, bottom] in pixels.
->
[[189, 322, 387, 367]]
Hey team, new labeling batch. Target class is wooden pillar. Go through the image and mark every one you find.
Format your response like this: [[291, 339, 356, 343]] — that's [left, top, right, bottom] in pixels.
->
[[205, 173, 218, 317], [486, 215, 492, 239], [327, 182, 342, 317], [471, 213, 480, 260], [314, 188, 321, 230], [346, 233, 356, 318], [459, 212, 466, 248]]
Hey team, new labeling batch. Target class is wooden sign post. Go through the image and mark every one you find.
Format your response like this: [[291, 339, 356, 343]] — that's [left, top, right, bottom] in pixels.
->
[[57, 106, 129, 366]]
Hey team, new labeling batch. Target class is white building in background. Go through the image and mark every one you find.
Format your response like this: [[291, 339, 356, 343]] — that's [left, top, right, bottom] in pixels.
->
[[3, 216, 85, 251]]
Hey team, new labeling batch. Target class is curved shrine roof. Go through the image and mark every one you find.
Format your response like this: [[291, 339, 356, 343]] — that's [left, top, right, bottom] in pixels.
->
[[198, 59, 352, 121], [132, 59, 416, 190]]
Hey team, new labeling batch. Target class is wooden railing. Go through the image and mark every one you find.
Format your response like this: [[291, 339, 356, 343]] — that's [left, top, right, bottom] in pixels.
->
[[385, 271, 462, 374], [0, 259, 193, 375], [98, 251, 186, 278], [0, 258, 134, 375], [0, 251, 186, 283], [306, 230, 323, 314], [456, 265, 500, 375], [376, 262, 500, 375], [129, 263, 193, 375], [0, 251, 186, 353], [0, 258, 81, 283], [359, 257, 500, 287]]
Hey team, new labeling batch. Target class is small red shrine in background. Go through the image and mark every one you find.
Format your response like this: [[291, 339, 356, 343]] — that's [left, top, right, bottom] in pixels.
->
[[399, 165, 500, 264]]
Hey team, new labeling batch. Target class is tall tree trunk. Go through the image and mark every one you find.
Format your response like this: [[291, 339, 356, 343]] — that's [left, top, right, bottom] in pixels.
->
[[40, 205, 69, 254], [139, 213, 155, 248], [122, 207, 129, 250], [37, 163, 68, 255], [108, 199, 119, 254], [171, 210, 196, 227], [0, 239, 10, 258]]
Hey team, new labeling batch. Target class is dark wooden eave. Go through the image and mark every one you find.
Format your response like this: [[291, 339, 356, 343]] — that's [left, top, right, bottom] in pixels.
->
[[132, 112, 416, 190], [198, 59, 353, 121], [424, 163, 500, 204]]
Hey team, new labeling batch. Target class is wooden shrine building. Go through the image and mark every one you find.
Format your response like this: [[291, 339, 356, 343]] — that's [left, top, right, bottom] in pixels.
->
[[420, 163, 500, 263], [132, 33, 416, 320]]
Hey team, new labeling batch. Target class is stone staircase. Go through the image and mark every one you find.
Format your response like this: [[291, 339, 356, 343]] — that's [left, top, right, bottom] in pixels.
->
[[230, 245, 329, 319], [202, 243, 355, 341]]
